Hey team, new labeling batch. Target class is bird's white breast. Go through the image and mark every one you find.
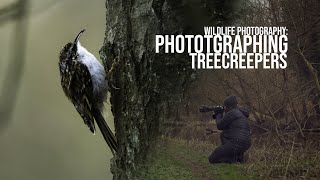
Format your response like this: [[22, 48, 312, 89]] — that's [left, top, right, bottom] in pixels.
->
[[77, 42, 108, 102]]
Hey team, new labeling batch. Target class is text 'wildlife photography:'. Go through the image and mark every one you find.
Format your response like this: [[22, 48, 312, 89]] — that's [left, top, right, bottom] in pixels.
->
[[0, 0, 319, 180]]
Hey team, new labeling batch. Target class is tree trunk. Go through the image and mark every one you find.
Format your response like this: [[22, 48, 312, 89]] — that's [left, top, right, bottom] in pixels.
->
[[99, 0, 239, 179]]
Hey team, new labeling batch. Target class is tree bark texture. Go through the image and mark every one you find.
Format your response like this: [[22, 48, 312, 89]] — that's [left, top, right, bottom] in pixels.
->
[[99, 0, 239, 179]]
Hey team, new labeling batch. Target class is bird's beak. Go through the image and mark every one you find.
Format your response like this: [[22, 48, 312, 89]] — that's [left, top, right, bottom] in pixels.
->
[[73, 29, 86, 45]]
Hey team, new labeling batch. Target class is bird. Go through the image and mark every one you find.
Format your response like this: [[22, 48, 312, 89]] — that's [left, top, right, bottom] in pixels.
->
[[58, 29, 117, 155]]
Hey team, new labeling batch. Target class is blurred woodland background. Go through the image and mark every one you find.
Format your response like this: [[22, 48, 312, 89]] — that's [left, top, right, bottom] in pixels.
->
[[0, 0, 114, 180]]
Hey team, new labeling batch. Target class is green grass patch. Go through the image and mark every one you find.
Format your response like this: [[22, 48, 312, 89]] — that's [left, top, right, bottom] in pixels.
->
[[136, 136, 320, 179], [136, 137, 248, 179]]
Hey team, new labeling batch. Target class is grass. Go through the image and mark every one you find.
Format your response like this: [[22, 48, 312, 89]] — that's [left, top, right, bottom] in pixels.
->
[[243, 134, 320, 179], [136, 135, 320, 179], [136, 137, 248, 180]]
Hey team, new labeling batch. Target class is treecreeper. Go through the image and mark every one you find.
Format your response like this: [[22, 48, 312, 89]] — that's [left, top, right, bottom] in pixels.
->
[[58, 29, 117, 155]]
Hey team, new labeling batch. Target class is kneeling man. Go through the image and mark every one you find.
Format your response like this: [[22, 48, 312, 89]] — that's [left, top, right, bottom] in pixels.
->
[[209, 95, 251, 163]]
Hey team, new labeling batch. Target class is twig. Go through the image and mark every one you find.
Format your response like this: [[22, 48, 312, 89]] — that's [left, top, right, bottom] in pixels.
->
[[297, 17, 320, 37], [0, 0, 28, 132], [207, 97, 219, 105], [296, 47, 320, 96], [284, 137, 295, 178], [0, 1, 20, 24]]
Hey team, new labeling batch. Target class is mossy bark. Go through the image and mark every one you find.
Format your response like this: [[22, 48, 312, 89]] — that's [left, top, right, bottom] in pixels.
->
[[99, 0, 239, 179]]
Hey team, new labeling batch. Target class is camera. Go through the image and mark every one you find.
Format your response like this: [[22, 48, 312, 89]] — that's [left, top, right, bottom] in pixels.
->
[[199, 105, 224, 119]]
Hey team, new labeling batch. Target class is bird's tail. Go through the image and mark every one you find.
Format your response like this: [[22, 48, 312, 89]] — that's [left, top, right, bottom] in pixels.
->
[[92, 106, 118, 155]]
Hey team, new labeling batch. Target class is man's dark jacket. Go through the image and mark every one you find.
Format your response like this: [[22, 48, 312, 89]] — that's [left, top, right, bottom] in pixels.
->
[[216, 107, 251, 150]]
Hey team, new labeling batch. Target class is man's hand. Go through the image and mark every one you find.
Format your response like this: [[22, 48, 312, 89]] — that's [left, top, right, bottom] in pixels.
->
[[212, 106, 224, 119], [213, 106, 224, 115]]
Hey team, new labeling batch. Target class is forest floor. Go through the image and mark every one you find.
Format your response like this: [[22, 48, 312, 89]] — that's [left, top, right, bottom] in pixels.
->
[[137, 137, 247, 179], [136, 135, 320, 179]]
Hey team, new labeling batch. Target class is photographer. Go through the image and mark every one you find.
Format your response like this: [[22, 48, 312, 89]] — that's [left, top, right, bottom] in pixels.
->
[[201, 95, 251, 164]]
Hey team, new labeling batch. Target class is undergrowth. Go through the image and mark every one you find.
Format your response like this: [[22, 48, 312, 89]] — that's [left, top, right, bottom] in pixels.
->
[[136, 135, 320, 179]]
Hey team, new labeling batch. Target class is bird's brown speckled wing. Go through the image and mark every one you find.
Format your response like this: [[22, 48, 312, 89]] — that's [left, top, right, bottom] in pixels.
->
[[59, 60, 96, 133]]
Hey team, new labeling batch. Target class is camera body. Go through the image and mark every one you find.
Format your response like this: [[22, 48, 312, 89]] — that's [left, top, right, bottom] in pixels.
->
[[199, 105, 224, 119]]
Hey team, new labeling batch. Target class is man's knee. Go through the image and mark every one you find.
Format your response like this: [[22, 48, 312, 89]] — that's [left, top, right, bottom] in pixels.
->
[[208, 150, 223, 164], [208, 147, 222, 164], [208, 154, 217, 164], [208, 143, 238, 164]]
